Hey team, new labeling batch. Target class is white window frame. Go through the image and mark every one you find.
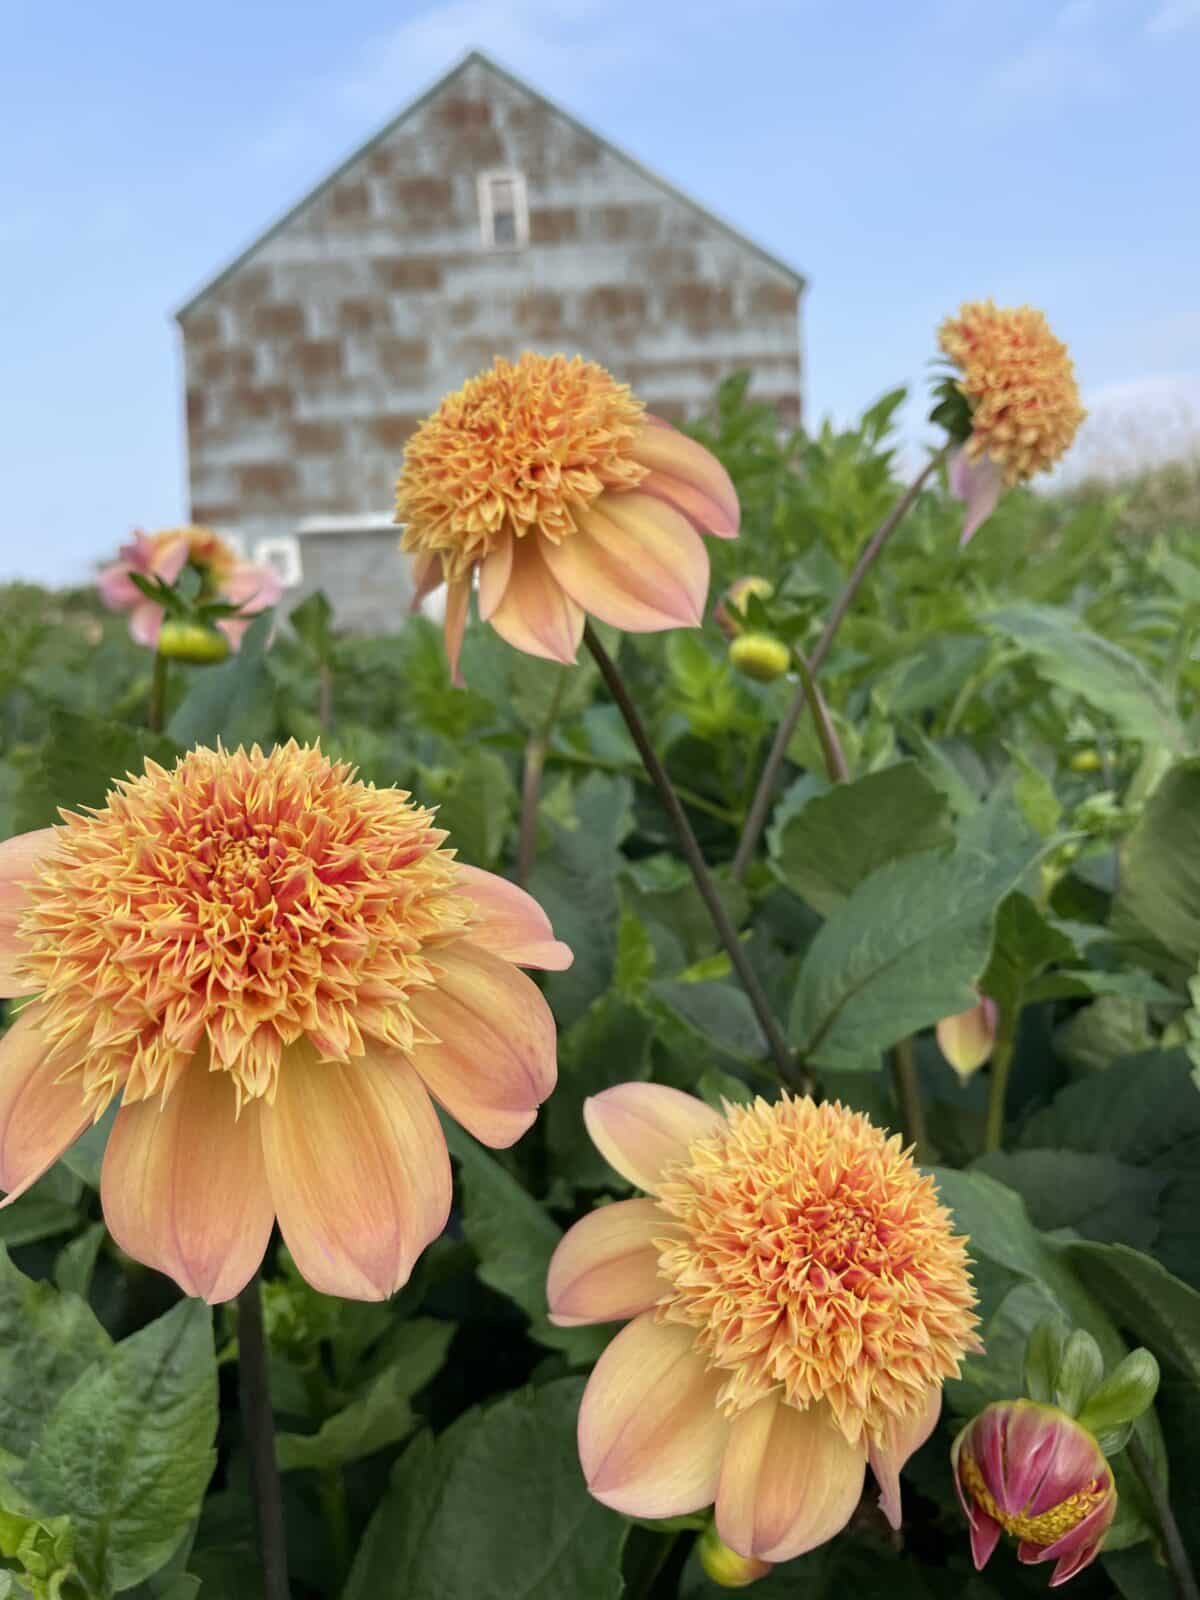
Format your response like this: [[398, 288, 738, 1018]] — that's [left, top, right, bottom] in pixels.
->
[[477, 170, 529, 251], [253, 535, 304, 588], [215, 530, 247, 560]]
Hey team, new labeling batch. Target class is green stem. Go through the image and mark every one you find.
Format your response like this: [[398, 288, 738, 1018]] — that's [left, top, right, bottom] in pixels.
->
[[584, 625, 805, 1093], [148, 651, 168, 734], [732, 445, 949, 880], [1128, 1433, 1200, 1600], [318, 663, 334, 733], [891, 1036, 928, 1159], [515, 673, 568, 886], [237, 1274, 290, 1600], [794, 651, 848, 784], [983, 1005, 1018, 1154]]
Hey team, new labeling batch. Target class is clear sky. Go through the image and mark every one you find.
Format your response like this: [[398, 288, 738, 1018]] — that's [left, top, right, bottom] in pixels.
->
[[3, 0, 1199, 585]]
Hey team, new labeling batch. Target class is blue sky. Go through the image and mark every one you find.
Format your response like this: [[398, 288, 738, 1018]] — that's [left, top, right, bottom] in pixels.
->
[[3, 0, 1199, 585]]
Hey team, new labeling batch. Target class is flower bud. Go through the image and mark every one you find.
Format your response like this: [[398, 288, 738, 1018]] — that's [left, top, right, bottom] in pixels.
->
[[157, 619, 232, 663], [714, 576, 774, 640], [952, 1400, 1116, 1587], [729, 633, 791, 683], [936, 996, 999, 1084], [698, 1524, 773, 1588]]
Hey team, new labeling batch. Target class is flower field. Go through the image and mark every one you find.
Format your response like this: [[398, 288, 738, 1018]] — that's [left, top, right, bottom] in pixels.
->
[[0, 334, 1198, 1600]]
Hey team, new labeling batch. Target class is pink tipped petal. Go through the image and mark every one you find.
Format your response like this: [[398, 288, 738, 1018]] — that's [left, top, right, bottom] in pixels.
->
[[584, 1083, 723, 1195], [1050, 1537, 1105, 1587], [0, 1006, 93, 1204], [456, 863, 573, 970], [579, 1312, 730, 1517], [97, 564, 141, 610], [410, 550, 444, 611], [0, 828, 58, 996], [478, 541, 514, 621], [716, 1396, 865, 1564], [936, 997, 999, 1083], [869, 1385, 942, 1530], [546, 493, 709, 632], [407, 941, 557, 1149], [225, 561, 283, 611], [261, 1043, 451, 1300], [999, 1405, 1068, 1516], [630, 423, 740, 537], [129, 601, 165, 649], [216, 617, 251, 651], [489, 536, 584, 665], [969, 1511, 1003, 1570], [546, 1198, 666, 1327], [151, 533, 191, 584], [949, 445, 1002, 548], [100, 1062, 275, 1304], [444, 575, 471, 687], [1037, 1496, 1115, 1566], [1023, 1420, 1108, 1518]]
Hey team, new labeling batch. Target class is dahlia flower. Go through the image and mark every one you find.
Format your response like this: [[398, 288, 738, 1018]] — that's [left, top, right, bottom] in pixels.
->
[[394, 353, 739, 682], [0, 743, 570, 1304], [936, 996, 999, 1084], [937, 301, 1086, 545], [546, 1086, 979, 1563], [98, 526, 282, 651], [952, 1400, 1116, 1586]]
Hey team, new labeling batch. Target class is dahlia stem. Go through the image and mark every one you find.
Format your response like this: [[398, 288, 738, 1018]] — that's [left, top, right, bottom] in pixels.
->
[[318, 663, 334, 733], [1127, 1433, 1200, 1600], [516, 673, 567, 886], [794, 650, 848, 784], [237, 1273, 290, 1600], [584, 625, 801, 1090], [982, 1005, 1017, 1155], [732, 445, 949, 880], [891, 1036, 928, 1160], [148, 651, 168, 734]]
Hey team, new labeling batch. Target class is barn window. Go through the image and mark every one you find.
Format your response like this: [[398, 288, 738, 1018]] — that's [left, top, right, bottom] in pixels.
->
[[253, 535, 303, 588], [478, 171, 528, 250]]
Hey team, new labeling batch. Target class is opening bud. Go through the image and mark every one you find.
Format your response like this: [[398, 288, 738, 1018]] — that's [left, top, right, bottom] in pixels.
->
[[935, 995, 998, 1083], [714, 576, 774, 640]]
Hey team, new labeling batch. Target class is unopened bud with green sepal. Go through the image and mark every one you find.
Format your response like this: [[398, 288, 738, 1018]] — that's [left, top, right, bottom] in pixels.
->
[[699, 1523, 773, 1588], [729, 633, 791, 683]]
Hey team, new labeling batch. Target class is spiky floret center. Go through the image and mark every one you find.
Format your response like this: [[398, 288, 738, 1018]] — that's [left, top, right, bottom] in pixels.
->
[[395, 352, 648, 581], [17, 743, 472, 1110], [938, 300, 1085, 484], [959, 1455, 1106, 1545], [654, 1096, 978, 1444]]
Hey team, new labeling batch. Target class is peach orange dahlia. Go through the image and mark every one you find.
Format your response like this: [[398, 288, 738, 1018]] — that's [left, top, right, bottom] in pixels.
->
[[547, 1086, 979, 1564], [98, 526, 281, 652], [394, 353, 739, 681], [0, 742, 570, 1303]]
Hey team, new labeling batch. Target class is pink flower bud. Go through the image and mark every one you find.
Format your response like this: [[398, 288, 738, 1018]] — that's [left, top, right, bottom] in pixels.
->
[[952, 1400, 1116, 1587], [936, 995, 999, 1084]]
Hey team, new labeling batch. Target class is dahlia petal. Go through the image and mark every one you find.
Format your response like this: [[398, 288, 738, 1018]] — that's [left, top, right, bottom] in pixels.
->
[[546, 1198, 665, 1327], [0, 827, 58, 996], [455, 863, 573, 970], [408, 941, 556, 1148], [488, 536, 584, 665], [969, 1510, 1003, 1570], [478, 541, 514, 621], [100, 1063, 274, 1304], [949, 445, 1002, 548], [1022, 1416, 1107, 1516], [152, 533, 191, 584], [545, 494, 709, 632], [215, 617, 251, 651], [0, 1006, 92, 1204], [578, 1313, 730, 1518], [869, 1387, 942, 1530], [584, 1083, 722, 1195], [261, 1044, 451, 1300], [997, 1403, 1065, 1515], [409, 550, 444, 611], [444, 575, 471, 687], [630, 422, 740, 537], [1037, 1496, 1113, 1567], [715, 1396, 866, 1564], [224, 560, 283, 612], [97, 564, 141, 610], [129, 601, 165, 648]]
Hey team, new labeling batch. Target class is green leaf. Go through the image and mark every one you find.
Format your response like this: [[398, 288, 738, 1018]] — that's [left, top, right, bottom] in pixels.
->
[[1113, 758, 1200, 983], [972, 1150, 1168, 1252], [276, 1319, 453, 1472], [344, 1380, 628, 1600], [0, 1166, 81, 1249], [986, 603, 1182, 751], [287, 590, 334, 662], [1024, 1318, 1069, 1404], [1078, 1350, 1161, 1434], [19, 1300, 218, 1597], [11, 709, 181, 834], [58, 1104, 117, 1190], [441, 1119, 606, 1364], [0, 1248, 111, 1459], [647, 979, 767, 1064], [789, 796, 1044, 1070], [770, 760, 953, 917], [544, 996, 654, 1192], [1054, 1328, 1104, 1416], [166, 611, 275, 749], [432, 748, 516, 870], [978, 891, 1076, 1015], [1061, 1242, 1200, 1385]]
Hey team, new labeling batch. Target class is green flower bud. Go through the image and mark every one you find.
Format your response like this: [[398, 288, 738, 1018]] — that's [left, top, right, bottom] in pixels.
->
[[729, 633, 791, 683], [698, 1524, 773, 1588], [158, 619, 231, 663]]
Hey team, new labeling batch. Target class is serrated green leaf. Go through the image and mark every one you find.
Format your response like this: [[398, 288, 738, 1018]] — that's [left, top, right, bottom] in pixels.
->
[[0, 1249, 111, 1460], [166, 611, 275, 749]]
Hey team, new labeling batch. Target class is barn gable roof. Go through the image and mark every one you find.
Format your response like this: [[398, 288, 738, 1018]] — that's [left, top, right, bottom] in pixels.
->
[[176, 48, 805, 320]]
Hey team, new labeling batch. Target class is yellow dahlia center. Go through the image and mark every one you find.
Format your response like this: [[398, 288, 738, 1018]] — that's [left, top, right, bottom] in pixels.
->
[[17, 743, 473, 1109], [937, 300, 1085, 484], [654, 1096, 978, 1444], [960, 1456, 1105, 1546], [395, 352, 649, 582]]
